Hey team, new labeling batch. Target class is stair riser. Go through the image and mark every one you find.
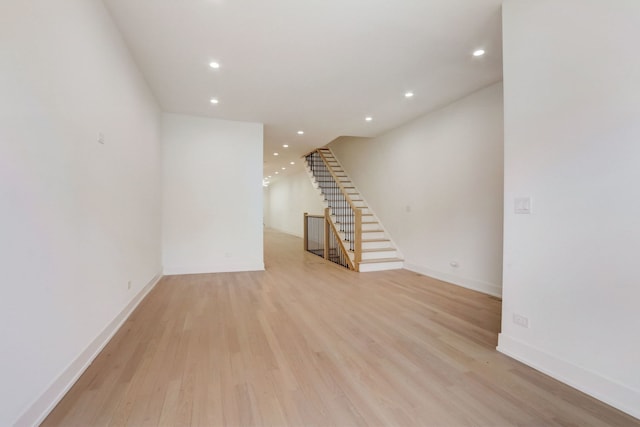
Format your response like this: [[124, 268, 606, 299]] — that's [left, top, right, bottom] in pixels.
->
[[362, 250, 397, 260], [362, 241, 392, 250], [362, 231, 385, 239], [359, 261, 404, 272], [337, 222, 380, 231]]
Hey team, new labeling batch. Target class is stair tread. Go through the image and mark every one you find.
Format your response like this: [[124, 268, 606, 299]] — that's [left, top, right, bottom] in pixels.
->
[[359, 257, 404, 264], [362, 238, 390, 242], [362, 247, 397, 253], [362, 229, 384, 233]]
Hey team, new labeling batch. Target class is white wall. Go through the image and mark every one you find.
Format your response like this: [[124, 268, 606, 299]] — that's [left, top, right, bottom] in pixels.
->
[[330, 83, 504, 296], [267, 170, 327, 237], [263, 187, 271, 228], [162, 114, 264, 274], [0, 1, 162, 425], [499, 0, 640, 418]]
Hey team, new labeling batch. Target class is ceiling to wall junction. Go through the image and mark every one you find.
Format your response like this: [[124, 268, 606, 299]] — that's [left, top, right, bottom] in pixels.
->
[[102, 0, 503, 182]]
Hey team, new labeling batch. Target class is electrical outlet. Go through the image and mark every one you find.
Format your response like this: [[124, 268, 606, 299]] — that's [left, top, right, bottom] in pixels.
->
[[513, 313, 529, 328], [127, 280, 132, 290], [514, 197, 532, 214]]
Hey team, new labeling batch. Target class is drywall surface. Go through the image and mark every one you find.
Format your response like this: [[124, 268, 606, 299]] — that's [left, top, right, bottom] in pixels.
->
[[0, 1, 162, 425], [499, 0, 640, 418], [162, 113, 264, 274], [330, 83, 504, 296], [267, 170, 326, 238], [263, 187, 271, 228]]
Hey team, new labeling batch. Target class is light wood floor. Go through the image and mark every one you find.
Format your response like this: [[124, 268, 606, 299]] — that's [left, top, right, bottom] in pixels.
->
[[43, 229, 639, 426]]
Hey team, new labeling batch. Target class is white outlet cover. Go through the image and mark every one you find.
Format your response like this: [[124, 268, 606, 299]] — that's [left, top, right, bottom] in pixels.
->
[[513, 313, 529, 328], [514, 197, 532, 214]]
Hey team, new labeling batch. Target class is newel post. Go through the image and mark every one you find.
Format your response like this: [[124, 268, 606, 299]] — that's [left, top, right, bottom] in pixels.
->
[[354, 208, 362, 271], [303, 212, 309, 251], [324, 208, 330, 260]]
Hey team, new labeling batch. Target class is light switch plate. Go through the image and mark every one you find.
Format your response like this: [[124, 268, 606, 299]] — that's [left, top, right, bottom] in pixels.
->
[[514, 197, 532, 214]]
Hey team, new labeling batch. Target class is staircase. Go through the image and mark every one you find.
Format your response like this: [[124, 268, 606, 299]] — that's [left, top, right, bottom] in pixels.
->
[[304, 147, 403, 272]]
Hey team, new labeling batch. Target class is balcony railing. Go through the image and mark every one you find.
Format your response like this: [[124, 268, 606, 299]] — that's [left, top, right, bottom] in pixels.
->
[[304, 211, 355, 270]]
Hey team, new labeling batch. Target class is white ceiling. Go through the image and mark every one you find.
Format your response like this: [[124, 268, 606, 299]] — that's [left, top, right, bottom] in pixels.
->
[[102, 0, 503, 181]]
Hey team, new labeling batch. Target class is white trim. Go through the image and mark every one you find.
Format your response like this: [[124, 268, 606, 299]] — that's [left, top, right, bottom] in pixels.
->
[[163, 262, 265, 275], [404, 262, 502, 298], [14, 272, 163, 427], [498, 334, 640, 421]]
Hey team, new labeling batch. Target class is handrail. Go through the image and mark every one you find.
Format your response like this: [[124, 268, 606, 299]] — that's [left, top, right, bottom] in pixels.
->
[[300, 147, 325, 159]]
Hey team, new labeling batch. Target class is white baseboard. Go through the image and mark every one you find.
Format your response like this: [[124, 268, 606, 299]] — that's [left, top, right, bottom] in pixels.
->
[[14, 272, 163, 427], [163, 262, 265, 275], [498, 334, 640, 421], [404, 263, 502, 298]]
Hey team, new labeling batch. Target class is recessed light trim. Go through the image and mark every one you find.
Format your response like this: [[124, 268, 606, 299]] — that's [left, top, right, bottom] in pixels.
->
[[210, 98, 219, 104], [273, 152, 279, 156], [209, 61, 220, 69], [281, 167, 286, 170], [473, 49, 486, 57], [290, 161, 295, 165], [283, 144, 289, 148], [405, 91, 414, 98], [297, 131, 304, 135], [275, 171, 279, 174], [365, 116, 373, 122]]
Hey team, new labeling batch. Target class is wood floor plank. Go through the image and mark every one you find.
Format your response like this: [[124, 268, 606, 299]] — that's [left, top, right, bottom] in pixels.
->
[[41, 229, 639, 426]]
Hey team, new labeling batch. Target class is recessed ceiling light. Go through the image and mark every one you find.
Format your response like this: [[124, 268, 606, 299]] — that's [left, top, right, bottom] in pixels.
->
[[365, 116, 373, 122], [268, 175, 272, 178], [290, 161, 295, 165], [210, 98, 219, 104], [473, 49, 485, 57], [281, 167, 286, 170], [209, 61, 220, 69], [405, 91, 414, 98], [275, 171, 279, 174], [297, 131, 304, 135], [273, 152, 279, 156], [283, 144, 289, 148]]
